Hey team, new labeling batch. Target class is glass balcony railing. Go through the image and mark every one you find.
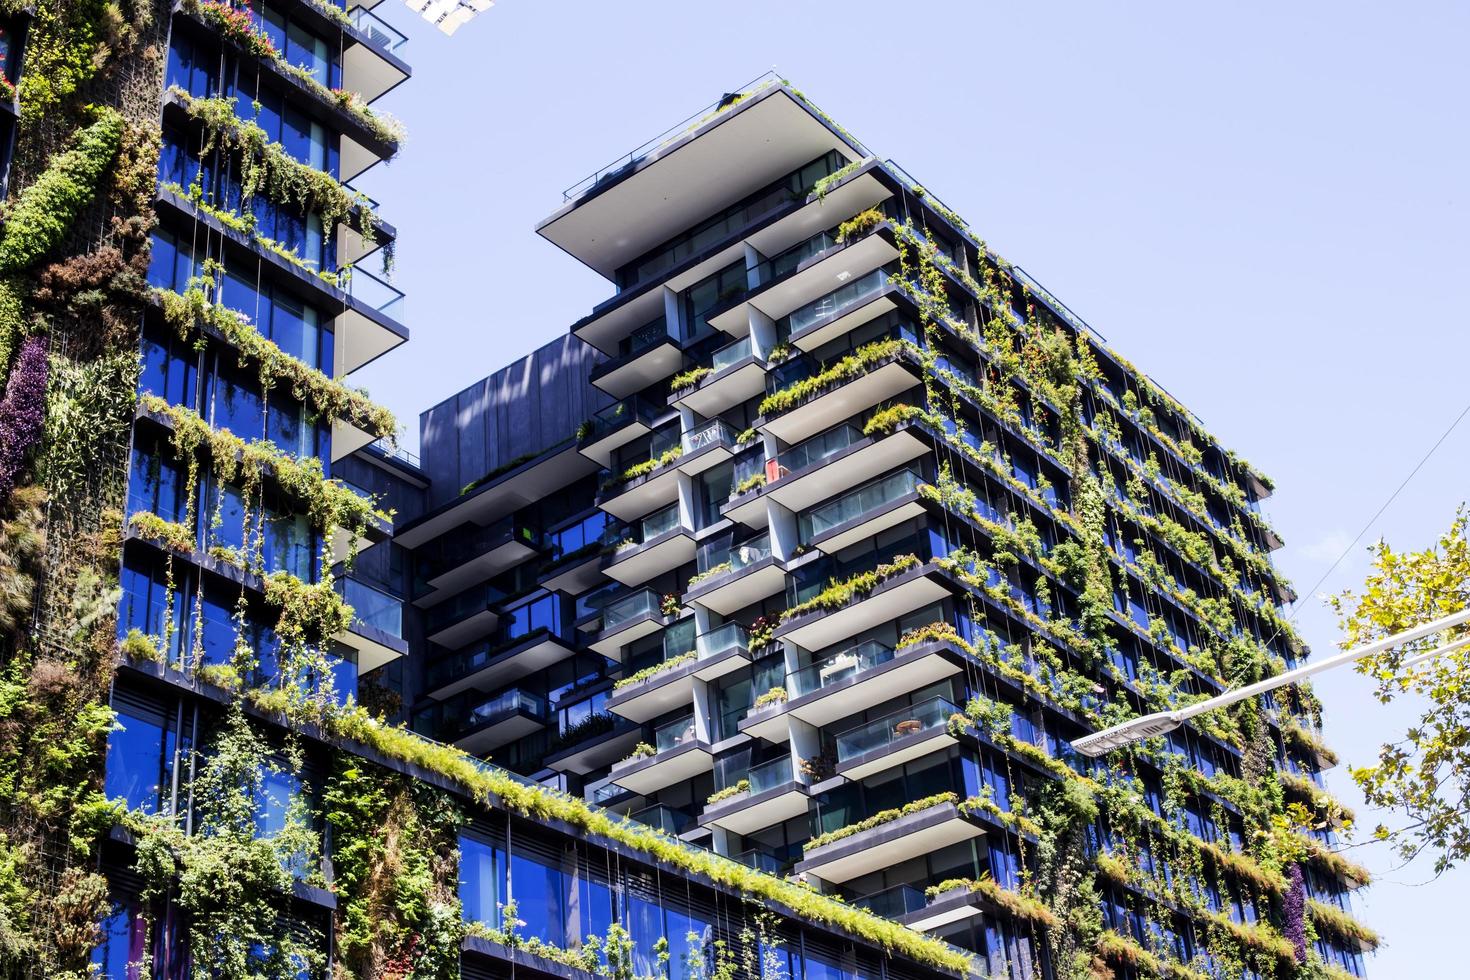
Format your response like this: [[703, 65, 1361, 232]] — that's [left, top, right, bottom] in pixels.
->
[[777, 422, 863, 474], [694, 531, 772, 582], [617, 317, 671, 359], [853, 884, 926, 918], [348, 7, 408, 52], [730, 445, 766, 494], [800, 468, 923, 541], [681, 418, 737, 456], [834, 696, 960, 764], [590, 781, 631, 806], [662, 617, 696, 660], [764, 318, 919, 401], [654, 715, 699, 753], [696, 622, 750, 662], [366, 436, 418, 468], [584, 396, 660, 441], [781, 268, 889, 338], [412, 688, 547, 742], [414, 517, 540, 585], [602, 588, 663, 631], [649, 423, 681, 456], [628, 804, 692, 836], [709, 335, 754, 374], [424, 593, 565, 690], [340, 578, 402, 638], [753, 226, 843, 286], [608, 502, 682, 552], [423, 583, 507, 634], [736, 849, 783, 874], [787, 640, 894, 699], [747, 755, 797, 794], [345, 265, 404, 321]]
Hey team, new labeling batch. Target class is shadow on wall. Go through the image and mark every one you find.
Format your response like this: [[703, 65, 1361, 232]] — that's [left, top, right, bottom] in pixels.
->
[[420, 334, 610, 507]]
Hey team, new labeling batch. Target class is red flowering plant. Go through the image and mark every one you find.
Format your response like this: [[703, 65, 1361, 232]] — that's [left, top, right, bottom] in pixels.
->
[[190, 0, 279, 61]]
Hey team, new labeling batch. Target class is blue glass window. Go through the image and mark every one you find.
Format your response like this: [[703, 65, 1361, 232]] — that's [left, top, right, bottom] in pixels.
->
[[104, 703, 173, 814], [139, 329, 200, 411], [91, 901, 147, 980], [459, 836, 506, 928], [510, 852, 567, 948], [210, 366, 266, 441]]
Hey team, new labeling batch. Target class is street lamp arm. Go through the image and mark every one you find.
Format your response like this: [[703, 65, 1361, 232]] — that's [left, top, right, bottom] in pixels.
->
[[1071, 607, 1470, 757]]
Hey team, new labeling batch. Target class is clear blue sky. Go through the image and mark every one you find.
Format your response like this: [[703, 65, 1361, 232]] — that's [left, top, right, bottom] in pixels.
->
[[353, 1, 1470, 971]]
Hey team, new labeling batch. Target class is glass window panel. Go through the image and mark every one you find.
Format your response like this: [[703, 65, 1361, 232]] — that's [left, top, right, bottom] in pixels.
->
[[510, 852, 566, 948], [626, 895, 663, 978], [211, 371, 265, 441], [91, 901, 147, 980], [147, 232, 177, 290], [104, 707, 168, 813]]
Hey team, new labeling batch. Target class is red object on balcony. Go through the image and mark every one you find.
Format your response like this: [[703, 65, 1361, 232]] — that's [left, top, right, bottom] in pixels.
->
[[766, 459, 783, 484]]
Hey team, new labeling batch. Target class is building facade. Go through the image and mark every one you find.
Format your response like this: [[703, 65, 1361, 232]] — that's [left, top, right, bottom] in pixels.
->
[[0, 2, 1373, 976], [392, 77, 1377, 980]]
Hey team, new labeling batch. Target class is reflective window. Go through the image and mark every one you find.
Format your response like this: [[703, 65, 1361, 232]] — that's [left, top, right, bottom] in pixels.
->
[[459, 836, 505, 928], [104, 703, 174, 815]]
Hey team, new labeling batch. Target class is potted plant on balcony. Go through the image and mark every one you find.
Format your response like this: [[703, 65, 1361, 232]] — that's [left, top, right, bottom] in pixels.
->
[[799, 749, 836, 782], [747, 614, 777, 652], [660, 593, 681, 617], [706, 778, 751, 806], [752, 687, 788, 713], [616, 742, 656, 768]]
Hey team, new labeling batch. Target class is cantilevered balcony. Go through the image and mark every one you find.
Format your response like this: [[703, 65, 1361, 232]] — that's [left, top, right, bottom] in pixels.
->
[[723, 417, 929, 525], [671, 335, 766, 418], [422, 583, 506, 648], [412, 687, 548, 756], [902, 881, 1004, 933], [782, 267, 900, 353], [334, 577, 407, 673], [543, 711, 643, 776], [423, 623, 578, 701], [609, 715, 712, 796], [589, 319, 685, 399], [606, 621, 749, 723], [853, 884, 927, 921], [782, 638, 963, 731], [799, 468, 926, 554], [708, 225, 900, 339], [342, 6, 410, 105], [684, 532, 784, 615], [584, 587, 679, 658], [603, 502, 694, 586], [598, 425, 684, 522], [578, 396, 663, 468], [774, 560, 952, 652], [394, 445, 596, 551], [676, 418, 740, 476], [796, 793, 985, 885], [700, 755, 810, 836], [538, 80, 866, 281], [833, 696, 962, 780], [412, 516, 542, 600], [335, 263, 409, 372], [757, 340, 922, 445], [538, 510, 609, 594]]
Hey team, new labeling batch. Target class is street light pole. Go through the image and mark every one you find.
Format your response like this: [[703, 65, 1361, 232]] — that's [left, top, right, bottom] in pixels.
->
[[1070, 608, 1470, 757]]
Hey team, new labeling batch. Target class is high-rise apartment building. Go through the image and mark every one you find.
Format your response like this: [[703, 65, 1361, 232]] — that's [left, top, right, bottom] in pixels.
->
[[0, 4, 1373, 975], [395, 76, 1377, 980]]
